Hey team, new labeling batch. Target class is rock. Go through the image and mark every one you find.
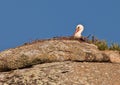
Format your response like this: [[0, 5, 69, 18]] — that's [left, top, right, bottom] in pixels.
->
[[104, 51, 120, 63], [0, 39, 120, 71], [0, 38, 120, 84], [0, 61, 120, 85]]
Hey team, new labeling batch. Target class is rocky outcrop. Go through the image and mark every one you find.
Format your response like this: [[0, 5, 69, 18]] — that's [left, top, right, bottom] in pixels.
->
[[0, 38, 120, 84], [0, 61, 120, 85]]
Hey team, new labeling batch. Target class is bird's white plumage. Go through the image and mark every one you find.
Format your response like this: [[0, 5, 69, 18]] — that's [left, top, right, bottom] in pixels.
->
[[74, 24, 84, 38]]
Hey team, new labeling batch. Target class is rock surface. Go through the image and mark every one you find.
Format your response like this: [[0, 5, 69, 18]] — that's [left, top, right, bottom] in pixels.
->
[[0, 38, 120, 84], [0, 61, 120, 85]]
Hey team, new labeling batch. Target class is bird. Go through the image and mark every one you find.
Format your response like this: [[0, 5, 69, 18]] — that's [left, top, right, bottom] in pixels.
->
[[73, 24, 84, 39], [51, 24, 85, 41]]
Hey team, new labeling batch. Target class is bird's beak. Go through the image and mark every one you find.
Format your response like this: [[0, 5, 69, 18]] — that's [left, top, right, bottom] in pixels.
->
[[75, 28, 79, 33]]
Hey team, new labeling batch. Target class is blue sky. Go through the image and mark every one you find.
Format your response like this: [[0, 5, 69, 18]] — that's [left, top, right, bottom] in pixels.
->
[[0, 0, 120, 51]]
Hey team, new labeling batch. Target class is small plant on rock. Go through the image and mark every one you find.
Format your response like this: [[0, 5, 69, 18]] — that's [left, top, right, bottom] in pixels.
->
[[94, 40, 108, 51], [85, 35, 120, 51], [109, 43, 120, 51]]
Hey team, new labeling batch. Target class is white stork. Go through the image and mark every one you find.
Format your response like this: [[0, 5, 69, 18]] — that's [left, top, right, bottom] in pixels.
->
[[74, 24, 84, 38]]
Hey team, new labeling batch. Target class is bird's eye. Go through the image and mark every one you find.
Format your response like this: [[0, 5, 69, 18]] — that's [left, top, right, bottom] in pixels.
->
[[78, 27, 79, 28]]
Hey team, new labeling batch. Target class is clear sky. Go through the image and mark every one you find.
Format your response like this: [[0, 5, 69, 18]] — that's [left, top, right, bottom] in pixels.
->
[[0, 0, 120, 51]]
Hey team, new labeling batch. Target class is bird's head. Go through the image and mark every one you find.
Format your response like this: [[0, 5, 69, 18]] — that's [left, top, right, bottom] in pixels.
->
[[76, 24, 84, 32], [75, 24, 84, 33]]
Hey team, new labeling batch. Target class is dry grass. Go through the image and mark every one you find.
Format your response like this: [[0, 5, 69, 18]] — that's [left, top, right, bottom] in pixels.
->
[[109, 43, 120, 51], [94, 40, 108, 50], [88, 36, 120, 51]]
